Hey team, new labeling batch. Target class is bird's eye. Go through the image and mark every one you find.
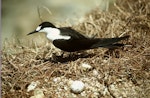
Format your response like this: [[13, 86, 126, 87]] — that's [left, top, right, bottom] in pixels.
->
[[36, 26, 42, 31]]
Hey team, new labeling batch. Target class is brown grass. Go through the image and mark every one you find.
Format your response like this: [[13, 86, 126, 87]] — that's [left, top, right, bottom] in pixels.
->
[[2, 0, 150, 98]]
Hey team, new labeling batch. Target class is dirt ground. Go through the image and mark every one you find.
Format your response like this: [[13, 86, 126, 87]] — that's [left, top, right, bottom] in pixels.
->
[[2, 0, 150, 98]]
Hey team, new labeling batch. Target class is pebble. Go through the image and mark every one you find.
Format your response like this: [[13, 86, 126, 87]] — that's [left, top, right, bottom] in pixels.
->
[[70, 80, 85, 94]]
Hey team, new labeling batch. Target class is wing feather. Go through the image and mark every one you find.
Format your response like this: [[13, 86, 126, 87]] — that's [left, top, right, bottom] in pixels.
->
[[58, 27, 87, 39]]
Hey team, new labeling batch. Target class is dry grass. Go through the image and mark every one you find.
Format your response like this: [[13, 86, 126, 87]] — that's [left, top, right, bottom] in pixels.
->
[[2, 0, 150, 98]]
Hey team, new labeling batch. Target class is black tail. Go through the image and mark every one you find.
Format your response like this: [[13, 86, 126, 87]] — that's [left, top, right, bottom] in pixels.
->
[[91, 35, 129, 48]]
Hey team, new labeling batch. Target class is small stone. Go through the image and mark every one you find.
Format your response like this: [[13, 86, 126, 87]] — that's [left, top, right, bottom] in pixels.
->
[[53, 77, 60, 82], [30, 88, 45, 98], [70, 80, 85, 94], [93, 70, 99, 76], [81, 63, 92, 70], [27, 81, 39, 92]]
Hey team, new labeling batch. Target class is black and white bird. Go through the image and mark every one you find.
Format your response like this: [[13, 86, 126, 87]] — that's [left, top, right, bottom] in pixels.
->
[[28, 22, 129, 52]]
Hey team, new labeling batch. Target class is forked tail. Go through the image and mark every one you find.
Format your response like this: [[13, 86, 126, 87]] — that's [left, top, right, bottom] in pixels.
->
[[91, 35, 129, 48]]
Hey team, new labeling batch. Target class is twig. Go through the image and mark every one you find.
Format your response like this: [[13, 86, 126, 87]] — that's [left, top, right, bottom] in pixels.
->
[[37, 6, 52, 22], [37, 6, 43, 22], [42, 6, 52, 16]]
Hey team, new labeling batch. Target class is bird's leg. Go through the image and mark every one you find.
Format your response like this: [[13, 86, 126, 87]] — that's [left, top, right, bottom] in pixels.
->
[[60, 51, 65, 58], [91, 34, 98, 38], [68, 52, 74, 58], [68, 52, 71, 58]]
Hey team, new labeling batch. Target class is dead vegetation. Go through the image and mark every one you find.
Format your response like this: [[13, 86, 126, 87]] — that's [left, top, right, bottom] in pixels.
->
[[2, 0, 150, 98]]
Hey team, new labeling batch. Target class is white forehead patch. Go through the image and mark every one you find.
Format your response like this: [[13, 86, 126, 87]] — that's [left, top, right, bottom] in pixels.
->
[[36, 26, 42, 31]]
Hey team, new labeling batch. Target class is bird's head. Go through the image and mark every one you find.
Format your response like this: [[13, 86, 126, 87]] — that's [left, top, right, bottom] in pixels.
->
[[27, 22, 56, 35]]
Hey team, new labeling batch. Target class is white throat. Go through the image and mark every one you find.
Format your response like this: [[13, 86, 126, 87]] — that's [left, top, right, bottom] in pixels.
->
[[40, 27, 71, 41]]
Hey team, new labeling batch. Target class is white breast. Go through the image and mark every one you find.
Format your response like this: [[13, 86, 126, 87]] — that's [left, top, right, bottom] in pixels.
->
[[42, 28, 71, 41]]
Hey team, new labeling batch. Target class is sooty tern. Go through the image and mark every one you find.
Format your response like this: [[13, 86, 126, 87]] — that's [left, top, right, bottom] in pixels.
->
[[28, 22, 129, 52]]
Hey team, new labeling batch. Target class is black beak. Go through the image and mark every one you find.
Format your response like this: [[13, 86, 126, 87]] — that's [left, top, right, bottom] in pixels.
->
[[27, 30, 38, 35]]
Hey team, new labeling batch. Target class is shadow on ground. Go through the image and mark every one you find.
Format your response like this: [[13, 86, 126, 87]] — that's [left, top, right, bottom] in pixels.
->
[[44, 53, 96, 63]]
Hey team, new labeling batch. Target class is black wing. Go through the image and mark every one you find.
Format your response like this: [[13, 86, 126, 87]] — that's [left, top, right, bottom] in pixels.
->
[[53, 35, 129, 52], [58, 27, 87, 39], [53, 39, 99, 52]]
